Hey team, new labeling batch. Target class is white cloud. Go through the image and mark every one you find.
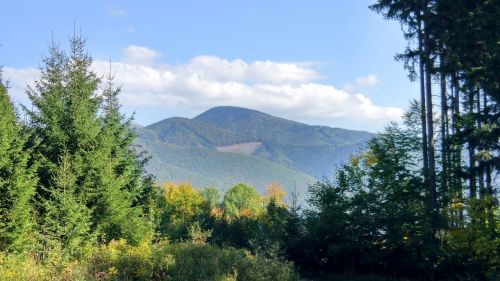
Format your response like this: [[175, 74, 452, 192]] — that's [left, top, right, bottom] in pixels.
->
[[356, 74, 379, 87], [2, 67, 39, 97], [173, 56, 319, 84], [93, 47, 402, 124], [122, 45, 162, 65], [343, 74, 379, 92], [4, 45, 403, 130]]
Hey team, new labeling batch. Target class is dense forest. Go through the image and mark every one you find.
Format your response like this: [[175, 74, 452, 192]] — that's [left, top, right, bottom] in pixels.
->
[[0, 1, 498, 280]]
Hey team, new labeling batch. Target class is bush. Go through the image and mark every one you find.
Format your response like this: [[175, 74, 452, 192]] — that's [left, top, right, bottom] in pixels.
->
[[0, 252, 88, 281], [0, 240, 299, 281], [89, 240, 299, 281]]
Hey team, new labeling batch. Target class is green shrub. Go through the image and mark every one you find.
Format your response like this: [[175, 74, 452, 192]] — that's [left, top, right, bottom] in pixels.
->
[[0, 240, 299, 281]]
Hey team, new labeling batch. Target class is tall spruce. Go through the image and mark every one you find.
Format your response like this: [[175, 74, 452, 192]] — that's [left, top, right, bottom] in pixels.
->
[[25, 32, 157, 252], [25, 34, 106, 252], [94, 70, 152, 244], [25, 35, 101, 254], [0, 70, 38, 253]]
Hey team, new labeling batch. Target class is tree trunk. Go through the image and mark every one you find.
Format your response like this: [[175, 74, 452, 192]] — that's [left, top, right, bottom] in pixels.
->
[[418, 17, 429, 188], [468, 90, 476, 200], [451, 75, 463, 226], [423, 5, 438, 219], [440, 55, 448, 207]]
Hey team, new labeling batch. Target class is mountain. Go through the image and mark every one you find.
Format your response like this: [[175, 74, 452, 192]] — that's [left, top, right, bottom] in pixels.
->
[[146, 117, 254, 147], [135, 106, 373, 197], [195, 106, 371, 146], [195, 106, 373, 177]]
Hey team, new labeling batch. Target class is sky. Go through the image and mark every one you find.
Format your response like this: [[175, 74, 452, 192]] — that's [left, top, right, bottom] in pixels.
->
[[0, 0, 419, 132]]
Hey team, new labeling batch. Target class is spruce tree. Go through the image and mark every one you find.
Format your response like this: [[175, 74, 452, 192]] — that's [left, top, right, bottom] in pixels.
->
[[26, 35, 102, 252], [0, 70, 38, 253], [26, 34, 155, 249], [93, 71, 152, 244]]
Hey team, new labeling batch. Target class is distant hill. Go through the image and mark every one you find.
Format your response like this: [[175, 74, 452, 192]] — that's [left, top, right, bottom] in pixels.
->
[[136, 106, 373, 197], [146, 117, 254, 147], [194, 106, 373, 177], [195, 106, 372, 146]]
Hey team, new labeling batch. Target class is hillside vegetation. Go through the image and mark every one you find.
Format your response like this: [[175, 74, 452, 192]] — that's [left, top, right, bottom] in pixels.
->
[[137, 106, 372, 187], [136, 137, 315, 196]]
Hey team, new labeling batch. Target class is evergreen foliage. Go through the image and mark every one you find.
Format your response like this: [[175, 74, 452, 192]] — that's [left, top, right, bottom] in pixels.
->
[[23, 34, 154, 254], [0, 71, 37, 254]]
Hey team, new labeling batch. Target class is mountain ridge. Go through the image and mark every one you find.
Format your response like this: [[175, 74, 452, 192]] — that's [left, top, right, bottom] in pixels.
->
[[136, 106, 373, 196]]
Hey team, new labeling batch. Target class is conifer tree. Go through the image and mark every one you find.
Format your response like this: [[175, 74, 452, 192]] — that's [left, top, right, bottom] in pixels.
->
[[0, 70, 38, 253], [93, 71, 152, 244], [26, 35, 103, 250], [26, 33, 156, 249]]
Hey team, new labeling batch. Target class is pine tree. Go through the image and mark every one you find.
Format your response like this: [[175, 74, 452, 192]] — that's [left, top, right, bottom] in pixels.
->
[[0, 70, 38, 253], [93, 71, 152, 244], [26, 33, 156, 251], [26, 35, 103, 251]]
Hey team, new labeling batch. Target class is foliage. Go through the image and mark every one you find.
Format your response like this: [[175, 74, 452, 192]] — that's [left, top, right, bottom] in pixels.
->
[[222, 183, 264, 219], [0, 240, 299, 281], [158, 182, 205, 240], [0, 71, 38, 254], [15, 33, 154, 258], [299, 107, 499, 280]]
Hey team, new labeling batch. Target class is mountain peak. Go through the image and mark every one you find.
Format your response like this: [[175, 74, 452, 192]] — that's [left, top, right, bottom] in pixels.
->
[[195, 106, 274, 121]]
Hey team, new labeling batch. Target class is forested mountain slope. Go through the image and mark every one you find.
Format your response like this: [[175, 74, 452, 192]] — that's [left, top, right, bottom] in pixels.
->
[[136, 106, 373, 193]]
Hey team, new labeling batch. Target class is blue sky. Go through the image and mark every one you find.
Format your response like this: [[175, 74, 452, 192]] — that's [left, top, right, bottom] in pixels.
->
[[0, 0, 418, 132]]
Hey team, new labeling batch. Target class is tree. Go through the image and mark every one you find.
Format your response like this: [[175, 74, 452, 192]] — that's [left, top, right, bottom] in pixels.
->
[[250, 185, 290, 258], [93, 71, 152, 244], [370, 0, 440, 239], [0, 71, 38, 253], [222, 183, 264, 219], [26, 33, 155, 252], [158, 182, 204, 240], [301, 106, 435, 278], [25, 35, 102, 252]]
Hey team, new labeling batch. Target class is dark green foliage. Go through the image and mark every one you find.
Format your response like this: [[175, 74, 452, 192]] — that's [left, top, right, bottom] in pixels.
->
[[253, 198, 290, 257], [367, 1, 499, 279], [0, 72, 37, 253], [93, 73, 153, 244], [298, 109, 499, 280], [40, 152, 92, 256], [25, 37, 101, 252], [22, 34, 154, 255]]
